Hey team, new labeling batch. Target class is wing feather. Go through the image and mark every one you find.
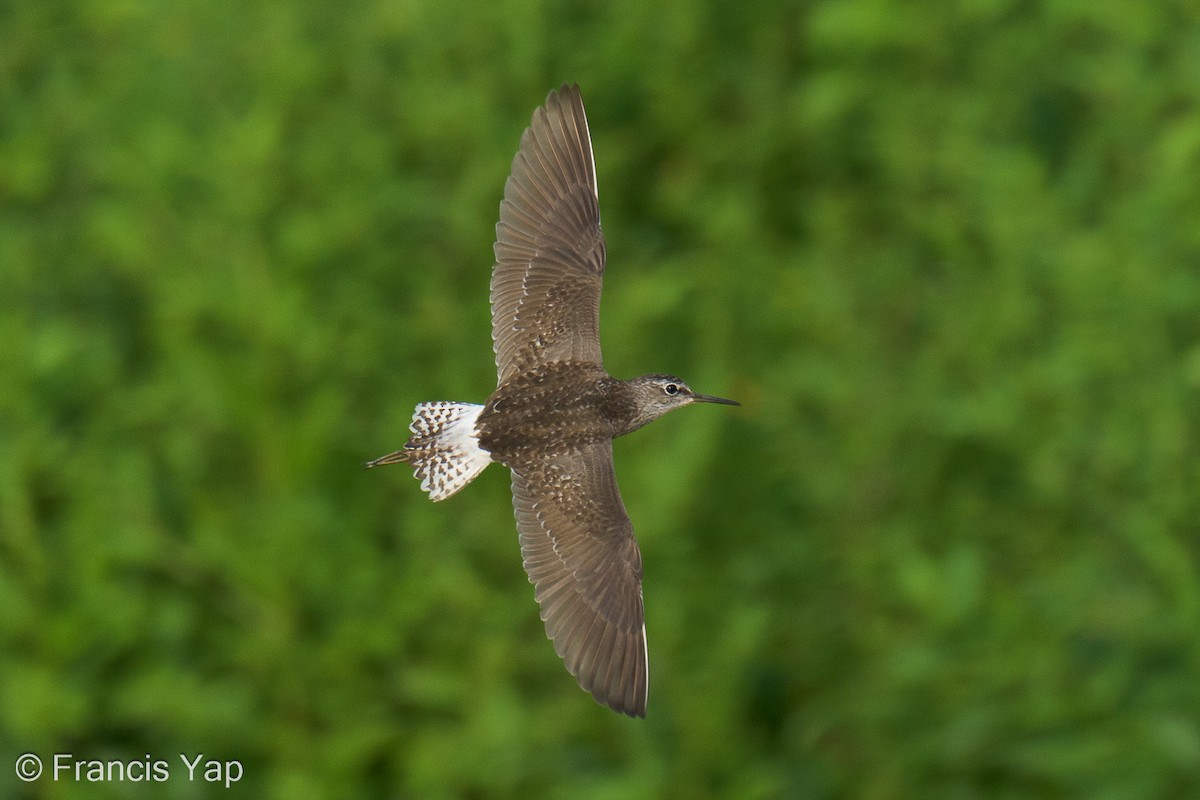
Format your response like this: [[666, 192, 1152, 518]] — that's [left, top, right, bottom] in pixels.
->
[[509, 441, 648, 717], [491, 84, 607, 384]]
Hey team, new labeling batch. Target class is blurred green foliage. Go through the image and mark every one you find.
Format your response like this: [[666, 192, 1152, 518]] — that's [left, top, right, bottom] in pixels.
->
[[2, 1, 1200, 798]]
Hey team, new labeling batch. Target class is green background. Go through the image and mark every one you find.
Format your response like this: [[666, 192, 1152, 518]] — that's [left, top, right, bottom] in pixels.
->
[[3, 1, 1199, 798]]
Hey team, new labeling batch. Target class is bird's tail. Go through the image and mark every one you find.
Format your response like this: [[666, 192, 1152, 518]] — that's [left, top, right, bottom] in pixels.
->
[[366, 402, 493, 501]]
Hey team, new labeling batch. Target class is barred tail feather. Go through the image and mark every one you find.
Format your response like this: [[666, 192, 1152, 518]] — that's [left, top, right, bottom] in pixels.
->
[[401, 402, 492, 501]]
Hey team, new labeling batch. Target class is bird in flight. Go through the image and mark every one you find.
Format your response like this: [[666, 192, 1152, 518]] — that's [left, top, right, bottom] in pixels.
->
[[368, 84, 738, 717]]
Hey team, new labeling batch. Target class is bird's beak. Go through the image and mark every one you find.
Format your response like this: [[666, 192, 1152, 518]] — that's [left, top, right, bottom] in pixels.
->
[[691, 393, 740, 406]]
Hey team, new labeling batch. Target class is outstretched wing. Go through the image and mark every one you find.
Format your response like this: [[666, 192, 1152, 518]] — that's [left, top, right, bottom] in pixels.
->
[[509, 440, 648, 717], [490, 84, 607, 386]]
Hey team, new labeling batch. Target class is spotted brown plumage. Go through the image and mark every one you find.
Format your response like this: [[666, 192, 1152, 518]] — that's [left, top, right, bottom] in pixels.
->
[[368, 84, 738, 717]]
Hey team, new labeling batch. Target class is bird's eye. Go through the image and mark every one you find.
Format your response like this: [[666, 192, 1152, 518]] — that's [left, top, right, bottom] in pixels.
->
[[663, 383, 679, 396]]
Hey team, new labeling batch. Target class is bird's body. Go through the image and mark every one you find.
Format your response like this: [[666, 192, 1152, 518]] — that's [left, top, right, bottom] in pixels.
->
[[480, 360, 619, 456], [369, 85, 737, 717]]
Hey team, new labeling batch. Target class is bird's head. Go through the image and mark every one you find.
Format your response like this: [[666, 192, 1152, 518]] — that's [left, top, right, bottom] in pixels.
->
[[624, 373, 739, 429]]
